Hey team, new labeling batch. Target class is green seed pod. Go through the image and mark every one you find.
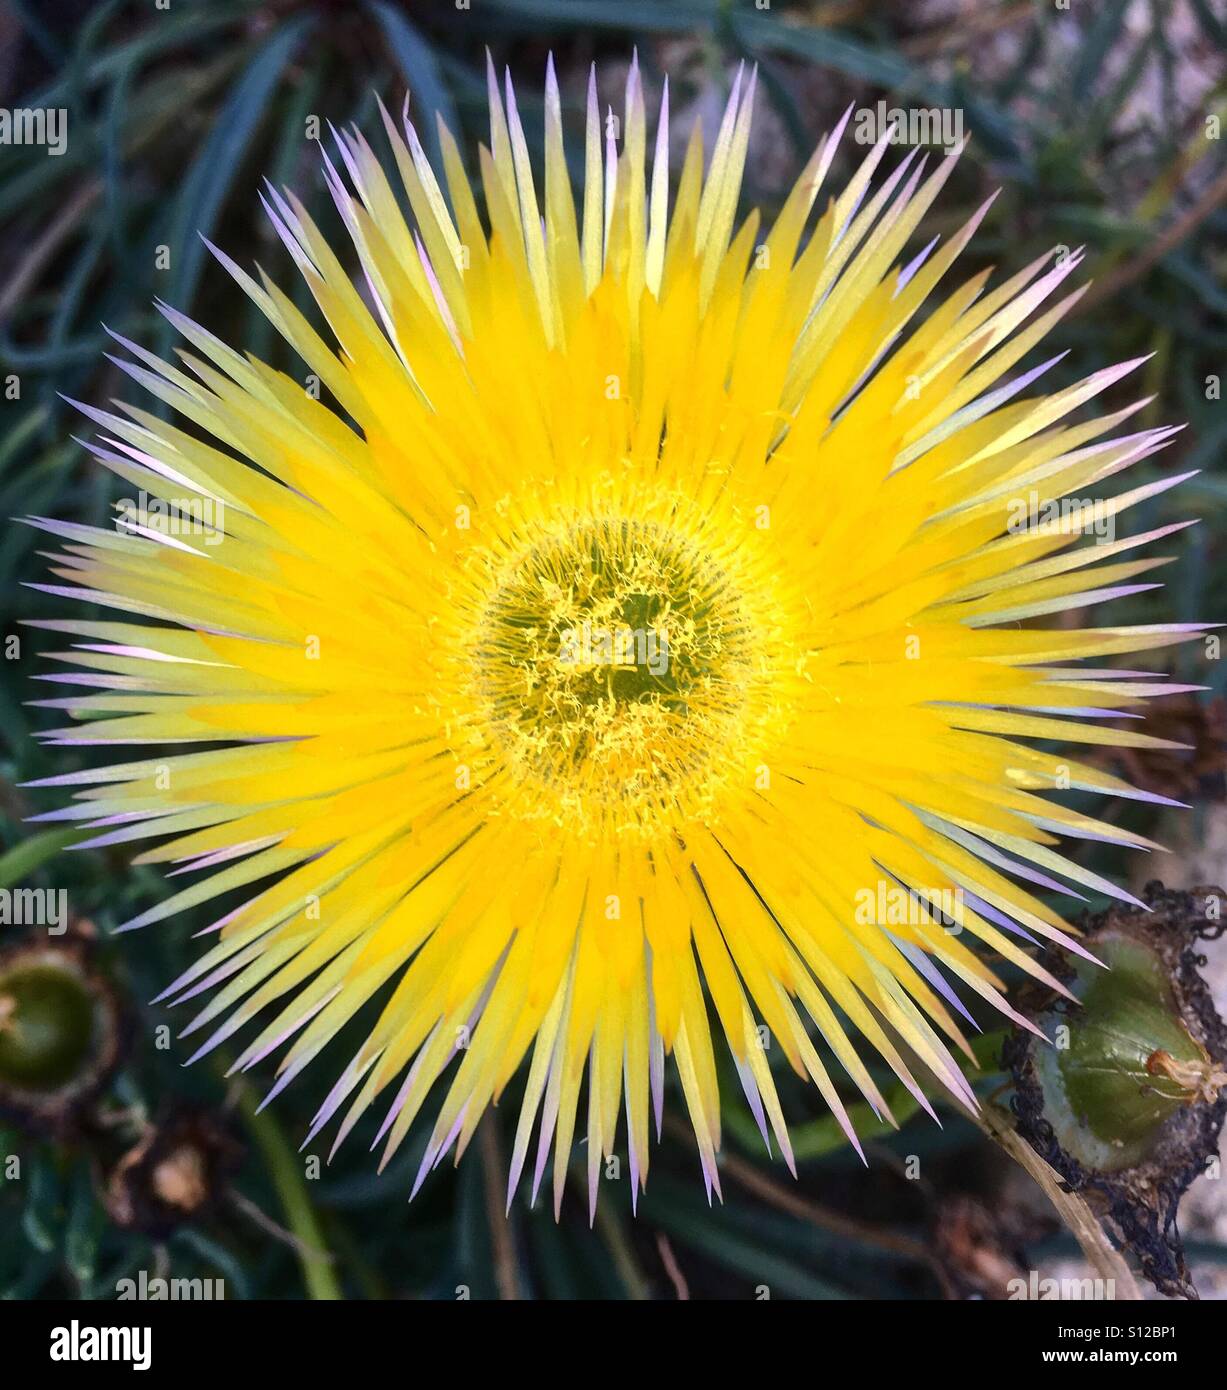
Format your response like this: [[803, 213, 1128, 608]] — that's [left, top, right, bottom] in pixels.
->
[[0, 937, 126, 1136], [1036, 932, 1225, 1172], [1006, 882, 1227, 1299]]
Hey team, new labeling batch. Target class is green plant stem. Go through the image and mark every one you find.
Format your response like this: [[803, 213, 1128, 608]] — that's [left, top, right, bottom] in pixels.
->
[[235, 1083, 342, 1301]]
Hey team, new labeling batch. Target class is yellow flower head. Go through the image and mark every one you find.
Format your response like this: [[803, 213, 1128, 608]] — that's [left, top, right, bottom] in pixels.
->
[[31, 57, 1204, 1217]]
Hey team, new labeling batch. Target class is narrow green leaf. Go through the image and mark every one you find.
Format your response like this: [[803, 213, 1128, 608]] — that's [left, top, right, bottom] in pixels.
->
[[368, 1, 459, 171], [0, 827, 86, 890], [161, 16, 314, 342]]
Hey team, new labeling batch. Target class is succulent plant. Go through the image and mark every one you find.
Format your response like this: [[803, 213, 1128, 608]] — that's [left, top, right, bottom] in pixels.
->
[[1007, 882, 1227, 1298], [0, 935, 126, 1136]]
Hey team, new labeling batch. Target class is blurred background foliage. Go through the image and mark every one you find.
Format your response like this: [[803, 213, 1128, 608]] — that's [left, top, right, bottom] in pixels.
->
[[0, 0, 1224, 1300]]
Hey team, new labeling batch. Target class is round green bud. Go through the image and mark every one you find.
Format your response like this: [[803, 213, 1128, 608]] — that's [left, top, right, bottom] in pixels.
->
[[0, 962, 97, 1090]]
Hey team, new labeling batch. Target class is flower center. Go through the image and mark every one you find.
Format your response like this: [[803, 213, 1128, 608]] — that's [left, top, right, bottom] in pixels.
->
[[469, 518, 757, 835]]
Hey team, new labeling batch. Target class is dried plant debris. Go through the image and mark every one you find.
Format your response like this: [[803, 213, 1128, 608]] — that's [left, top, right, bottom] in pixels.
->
[[930, 1193, 1046, 1301], [1005, 882, 1227, 1298], [0, 932, 127, 1138], [104, 1108, 243, 1238], [1100, 695, 1227, 805]]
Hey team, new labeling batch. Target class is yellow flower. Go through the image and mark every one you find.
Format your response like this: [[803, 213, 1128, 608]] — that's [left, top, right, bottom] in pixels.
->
[[30, 57, 1204, 1217]]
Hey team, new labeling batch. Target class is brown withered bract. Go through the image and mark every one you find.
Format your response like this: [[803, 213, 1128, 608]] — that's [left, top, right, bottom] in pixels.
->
[[105, 1108, 244, 1238]]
